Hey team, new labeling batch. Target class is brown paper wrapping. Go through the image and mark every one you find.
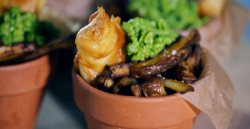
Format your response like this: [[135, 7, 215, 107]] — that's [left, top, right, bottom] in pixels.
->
[[198, 1, 249, 57], [178, 49, 235, 129]]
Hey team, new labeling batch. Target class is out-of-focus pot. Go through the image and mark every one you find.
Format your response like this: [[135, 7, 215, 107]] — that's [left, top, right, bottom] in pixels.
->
[[0, 55, 51, 129]]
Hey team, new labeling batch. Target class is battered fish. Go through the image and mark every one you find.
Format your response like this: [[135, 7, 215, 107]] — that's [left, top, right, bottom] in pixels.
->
[[75, 7, 126, 84]]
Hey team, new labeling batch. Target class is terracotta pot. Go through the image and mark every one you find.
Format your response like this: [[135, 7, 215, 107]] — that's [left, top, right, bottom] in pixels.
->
[[0, 55, 51, 129], [72, 69, 201, 129]]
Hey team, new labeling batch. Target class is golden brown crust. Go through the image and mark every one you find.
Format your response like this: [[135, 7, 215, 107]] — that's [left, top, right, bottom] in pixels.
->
[[75, 7, 126, 84]]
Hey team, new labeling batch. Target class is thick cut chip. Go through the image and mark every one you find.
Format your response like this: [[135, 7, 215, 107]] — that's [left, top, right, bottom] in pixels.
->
[[96, 75, 115, 89], [186, 45, 202, 74], [114, 77, 138, 94], [131, 84, 142, 97], [0, 43, 36, 62], [175, 61, 197, 84], [159, 78, 194, 93], [130, 55, 180, 78], [102, 63, 131, 78], [142, 79, 167, 97]]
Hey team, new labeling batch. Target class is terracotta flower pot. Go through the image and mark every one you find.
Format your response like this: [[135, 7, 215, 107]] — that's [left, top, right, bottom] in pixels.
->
[[72, 69, 201, 129], [0, 55, 51, 129]]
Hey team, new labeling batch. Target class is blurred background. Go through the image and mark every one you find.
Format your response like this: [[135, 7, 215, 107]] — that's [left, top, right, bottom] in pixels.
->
[[32, 0, 250, 129], [235, 0, 250, 42]]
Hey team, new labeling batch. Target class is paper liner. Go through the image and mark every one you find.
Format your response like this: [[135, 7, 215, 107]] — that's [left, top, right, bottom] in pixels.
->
[[181, 1, 249, 58], [198, 1, 249, 57], [178, 49, 235, 129]]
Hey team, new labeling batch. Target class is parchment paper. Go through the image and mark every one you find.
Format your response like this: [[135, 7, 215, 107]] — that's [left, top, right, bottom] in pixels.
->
[[198, 1, 249, 57], [178, 49, 235, 129], [182, 1, 249, 58]]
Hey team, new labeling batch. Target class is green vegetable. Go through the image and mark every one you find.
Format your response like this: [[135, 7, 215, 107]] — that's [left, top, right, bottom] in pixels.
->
[[123, 17, 178, 61], [128, 0, 210, 30], [0, 6, 60, 46]]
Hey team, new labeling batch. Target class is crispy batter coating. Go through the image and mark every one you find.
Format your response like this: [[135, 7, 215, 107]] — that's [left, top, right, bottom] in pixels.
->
[[75, 7, 126, 84]]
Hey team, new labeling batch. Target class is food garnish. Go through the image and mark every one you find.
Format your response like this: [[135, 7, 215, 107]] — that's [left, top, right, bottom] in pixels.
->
[[123, 17, 178, 61]]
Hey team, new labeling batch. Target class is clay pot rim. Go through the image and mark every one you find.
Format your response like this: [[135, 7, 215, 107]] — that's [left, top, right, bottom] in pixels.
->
[[73, 68, 183, 102], [0, 55, 48, 70]]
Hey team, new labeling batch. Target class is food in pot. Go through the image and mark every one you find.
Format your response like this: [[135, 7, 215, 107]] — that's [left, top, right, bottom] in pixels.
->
[[74, 7, 203, 97]]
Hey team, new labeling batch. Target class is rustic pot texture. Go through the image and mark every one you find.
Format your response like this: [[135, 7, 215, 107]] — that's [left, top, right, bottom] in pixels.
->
[[72, 69, 201, 129], [0, 55, 51, 129]]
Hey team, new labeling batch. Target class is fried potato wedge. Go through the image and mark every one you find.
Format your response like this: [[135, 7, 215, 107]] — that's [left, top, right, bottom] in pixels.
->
[[177, 45, 192, 60], [0, 53, 25, 62], [142, 79, 167, 97], [130, 55, 180, 78], [23, 39, 75, 61], [102, 63, 131, 78], [114, 77, 138, 94], [175, 61, 197, 84], [131, 84, 142, 97], [0, 43, 36, 62], [186, 45, 201, 74], [159, 78, 194, 93], [96, 75, 115, 89]]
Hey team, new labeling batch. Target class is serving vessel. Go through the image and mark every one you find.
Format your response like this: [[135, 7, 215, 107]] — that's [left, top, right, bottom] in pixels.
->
[[72, 69, 201, 129], [0, 55, 51, 129]]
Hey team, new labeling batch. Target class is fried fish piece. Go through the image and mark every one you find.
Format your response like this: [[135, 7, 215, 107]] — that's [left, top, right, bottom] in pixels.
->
[[75, 7, 126, 84]]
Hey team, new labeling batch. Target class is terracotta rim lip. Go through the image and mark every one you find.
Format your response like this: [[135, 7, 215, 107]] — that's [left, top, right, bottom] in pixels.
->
[[73, 68, 184, 102], [0, 55, 48, 70]]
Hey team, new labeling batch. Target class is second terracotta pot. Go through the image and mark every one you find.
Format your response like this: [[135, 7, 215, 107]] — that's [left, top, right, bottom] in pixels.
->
[[72, 69, 201, 129], [0, 55, 51, 129]]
